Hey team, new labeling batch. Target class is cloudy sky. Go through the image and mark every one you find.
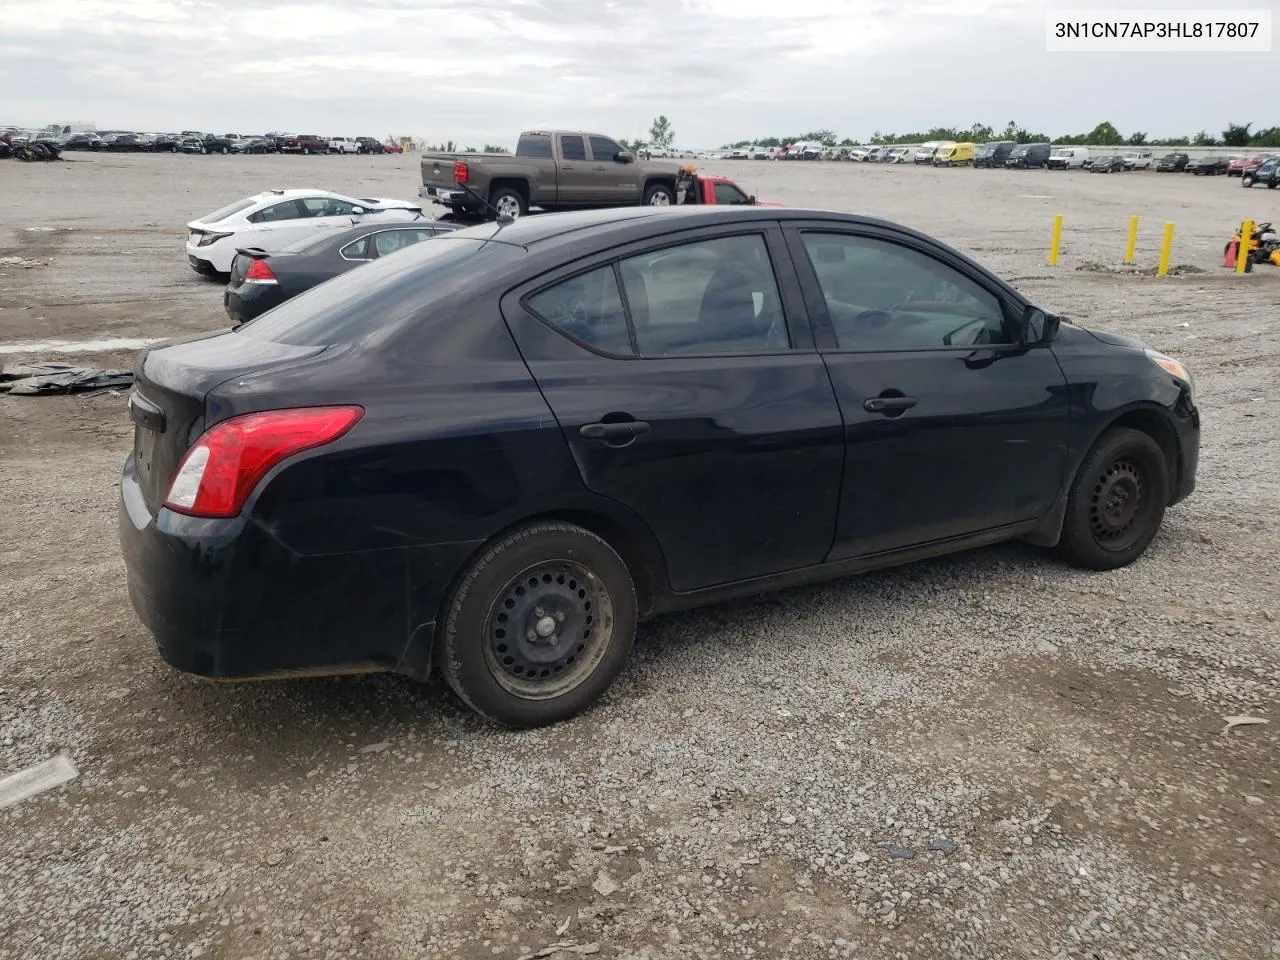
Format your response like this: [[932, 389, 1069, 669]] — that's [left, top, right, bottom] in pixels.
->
[[1, 0, 1276, 146]]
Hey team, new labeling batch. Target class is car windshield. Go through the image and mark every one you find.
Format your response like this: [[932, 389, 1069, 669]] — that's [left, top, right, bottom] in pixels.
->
[[235, 237, 522, 347], [202, 198, 258, 223]]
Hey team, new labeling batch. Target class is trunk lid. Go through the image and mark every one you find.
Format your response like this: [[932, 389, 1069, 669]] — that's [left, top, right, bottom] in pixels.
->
[[129, 332, 325, 511]]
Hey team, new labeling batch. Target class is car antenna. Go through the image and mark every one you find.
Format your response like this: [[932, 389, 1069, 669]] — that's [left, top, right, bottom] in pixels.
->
[[452, 179, 516, 228]]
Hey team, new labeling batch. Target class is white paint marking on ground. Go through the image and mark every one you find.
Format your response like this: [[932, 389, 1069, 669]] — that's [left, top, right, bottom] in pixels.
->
[[0, 755, 80, 810], [1019, 195, 1055, 199], [0, 337, 163, 356]]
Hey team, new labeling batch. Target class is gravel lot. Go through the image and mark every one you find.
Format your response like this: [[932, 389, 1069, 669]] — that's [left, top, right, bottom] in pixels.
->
[[1, 153, 1277, 960]]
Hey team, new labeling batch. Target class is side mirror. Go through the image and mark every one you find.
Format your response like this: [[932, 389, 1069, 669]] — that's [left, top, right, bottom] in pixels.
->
[[615, 151, 634, 163], [351, 206, 366, 216], [748, 195, 757, 205], [1021, 305, 1058, 345]]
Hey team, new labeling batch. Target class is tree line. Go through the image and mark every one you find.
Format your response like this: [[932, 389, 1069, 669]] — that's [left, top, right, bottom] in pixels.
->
[[725, 120, 1280, 149]]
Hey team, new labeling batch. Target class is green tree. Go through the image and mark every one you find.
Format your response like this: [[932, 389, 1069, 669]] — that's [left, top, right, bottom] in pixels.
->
[[1222, 122, 1252, 146], [1127, 131, 1148, 145], [648, 115, 675, 149], [1251, 127, 1280, 147], [1192, 130, 1218, 146], [481, 144, 509, 153], [1083, 121, 1124, 145]]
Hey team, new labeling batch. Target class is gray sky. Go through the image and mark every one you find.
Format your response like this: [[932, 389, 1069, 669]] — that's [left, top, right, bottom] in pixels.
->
[[1, 0, 1276, 146]]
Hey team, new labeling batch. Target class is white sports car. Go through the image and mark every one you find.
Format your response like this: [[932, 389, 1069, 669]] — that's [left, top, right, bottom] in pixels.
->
[[185, 189, 426, 275]]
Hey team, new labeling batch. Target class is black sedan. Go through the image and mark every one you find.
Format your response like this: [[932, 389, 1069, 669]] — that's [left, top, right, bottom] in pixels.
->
[[1156, 152, 1189, 172], [1189, 156, 1229, 176], [233, 137, 276, 154], [1090, 155, 1125, 173], [120, 207, 1200, 727], [224, 221, 459, 324]]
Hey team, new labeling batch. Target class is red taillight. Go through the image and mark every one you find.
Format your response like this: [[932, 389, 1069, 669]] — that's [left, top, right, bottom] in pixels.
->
[[196, 231, 232, 247], [453, 161, 469, 183], [164, 406, 363, 518], [243, 258, 277, 284]]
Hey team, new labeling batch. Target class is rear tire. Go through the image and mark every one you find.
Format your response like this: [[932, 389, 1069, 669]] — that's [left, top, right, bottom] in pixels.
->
[[1058, 427, 1170, 571], [490, 187, 527, 220], [643, 183, 675, 206], [438, 521, 637, 727]]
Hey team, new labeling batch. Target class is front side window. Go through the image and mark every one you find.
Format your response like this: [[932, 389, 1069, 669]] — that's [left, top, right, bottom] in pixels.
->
[[618, 234, 788, 356], [526, 265, 631, 355], [300, 196, 358, 218], [559, 135, 587, 161], [712, 182, 751, 205], [588, 136, 622, 161], [801, 233, 1008, 351], [340, 236, 371, 260]]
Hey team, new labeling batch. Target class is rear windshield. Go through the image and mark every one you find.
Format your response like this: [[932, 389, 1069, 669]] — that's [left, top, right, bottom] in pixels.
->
[[234, 237, 521, 346], [202, 198, 258, 223], [517, 134, 552, 158]]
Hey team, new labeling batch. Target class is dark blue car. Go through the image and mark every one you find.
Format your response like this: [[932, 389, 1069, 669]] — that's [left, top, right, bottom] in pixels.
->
[[119, 207, 1199, 727]]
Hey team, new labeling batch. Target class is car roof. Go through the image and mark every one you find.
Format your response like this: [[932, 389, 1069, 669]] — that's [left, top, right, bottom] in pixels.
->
[[249, 188, 341, 203], [285, 220, 459, 255]]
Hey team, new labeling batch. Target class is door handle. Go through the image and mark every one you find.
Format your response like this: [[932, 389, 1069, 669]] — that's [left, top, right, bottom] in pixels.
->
[[580, 420, 651, 442], [863, 396, 918, 414]]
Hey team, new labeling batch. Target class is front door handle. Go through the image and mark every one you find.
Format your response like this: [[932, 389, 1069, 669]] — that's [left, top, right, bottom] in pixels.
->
[[580, 420, 651, 442], [863, 396, 918, 415]]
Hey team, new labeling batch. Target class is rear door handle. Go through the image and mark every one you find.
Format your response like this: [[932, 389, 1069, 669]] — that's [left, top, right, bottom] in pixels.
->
[[580, 420, 651, 441], [863, 396, 917, 414]]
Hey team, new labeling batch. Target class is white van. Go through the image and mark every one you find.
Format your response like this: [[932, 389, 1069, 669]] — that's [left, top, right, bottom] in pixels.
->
[[914, 140, 942, 164], [1048, 147, 1089, 169]]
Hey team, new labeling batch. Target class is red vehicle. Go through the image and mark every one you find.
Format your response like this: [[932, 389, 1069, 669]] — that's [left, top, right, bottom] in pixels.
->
[[278, 134, 328, 155], [1227, 155, 1269, 178], [383, 140, 405, 154], [676, 166, 780, 206]]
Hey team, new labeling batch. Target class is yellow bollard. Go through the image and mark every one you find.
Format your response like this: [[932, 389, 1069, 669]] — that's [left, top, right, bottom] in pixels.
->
[[1124, 216, 1139, 264], [1048, 214, 1063, 266], [1236, 218, 1254, 274], [1157, 222, 1174, 276]]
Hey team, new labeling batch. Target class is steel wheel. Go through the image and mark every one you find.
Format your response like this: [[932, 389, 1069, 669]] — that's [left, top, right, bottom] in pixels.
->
[[1088, 458, 1152, 551], [483, 560, 613, 700]]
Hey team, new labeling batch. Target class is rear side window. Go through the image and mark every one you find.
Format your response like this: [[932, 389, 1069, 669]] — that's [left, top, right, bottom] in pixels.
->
[[248, 200, 303, 223], [517, 134, 552, 158], [300, 197, 358, 218], [373, 229, 433, 257], [340, 236, 371, 260], [526, 265, 631, 355], [559, 135, 586, 161]]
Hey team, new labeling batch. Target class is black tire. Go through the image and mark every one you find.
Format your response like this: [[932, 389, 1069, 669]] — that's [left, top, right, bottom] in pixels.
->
[[1242, 175, 1254, 188], [171, 145, 179, 154], [1269, 182, 1277, 190], [221, 146, 229, 155], [303, 147, 311, 156], [1058, 427, 1170, 571], [438, 521, 637, 728], [642, 182, 675, 206], [489, 186, 527, 220]]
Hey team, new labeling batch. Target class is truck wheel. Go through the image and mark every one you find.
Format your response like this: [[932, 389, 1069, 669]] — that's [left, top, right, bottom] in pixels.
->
[[643, 183, 675, 206], [437, 521, 637, 728], [490, 187, 527, 220], [303, 147, 311, 156], [1242, 175, 1254, 187]]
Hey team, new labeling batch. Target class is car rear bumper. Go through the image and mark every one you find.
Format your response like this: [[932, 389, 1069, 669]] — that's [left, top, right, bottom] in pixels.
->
[[224, 284, 286, 324], [119, 454, 479, 682]]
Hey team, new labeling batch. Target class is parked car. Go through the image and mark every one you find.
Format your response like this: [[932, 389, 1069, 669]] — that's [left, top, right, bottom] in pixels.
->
[[224, 221, 460, 324], [122, 205, 1200, 727], [1155, 152, 1189, 172], [1226, 155, 1264, 177], [355, 137, 386, 155], [1006, 143, 1052, 168], [885, 147, 913, 164], [200, 134, 234, 155], [278, 134, 329, 155], [382, 140, 405, 154], [234, 137, 276, 154], [913, 141, 944, 164], [1122, 150, 1154, 170], [178, 136, 207, 154], [329, 137, 359, 154], [100, 132, 148, 151], [1090, 155, 1125, 173], [1188, 156, 1229, 176], [726, 148, 749, 160], [846, 147, 870, 162], [58, 132, 102, 151], [973, 141, 1016, 167], [1047, 147, 1089, 169], [420, 130, 679, 220], [933, 142, 975, 166], [185, 188, 427, 275], [1241, 157, 1279, 188]]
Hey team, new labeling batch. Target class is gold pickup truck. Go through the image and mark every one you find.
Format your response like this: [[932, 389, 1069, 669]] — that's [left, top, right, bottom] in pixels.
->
[[419, 130, 681, 220]]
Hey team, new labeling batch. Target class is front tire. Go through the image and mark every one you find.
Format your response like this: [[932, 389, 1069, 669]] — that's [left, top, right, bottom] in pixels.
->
[[643, 183, 675, 206], [1242, 175, 1255, 188], [1058, 427, 1170, 570], [438, 522, 637, 727]]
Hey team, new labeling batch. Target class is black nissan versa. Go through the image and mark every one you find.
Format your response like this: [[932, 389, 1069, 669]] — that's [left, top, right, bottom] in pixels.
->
[[120, 206, 1199, 727]]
